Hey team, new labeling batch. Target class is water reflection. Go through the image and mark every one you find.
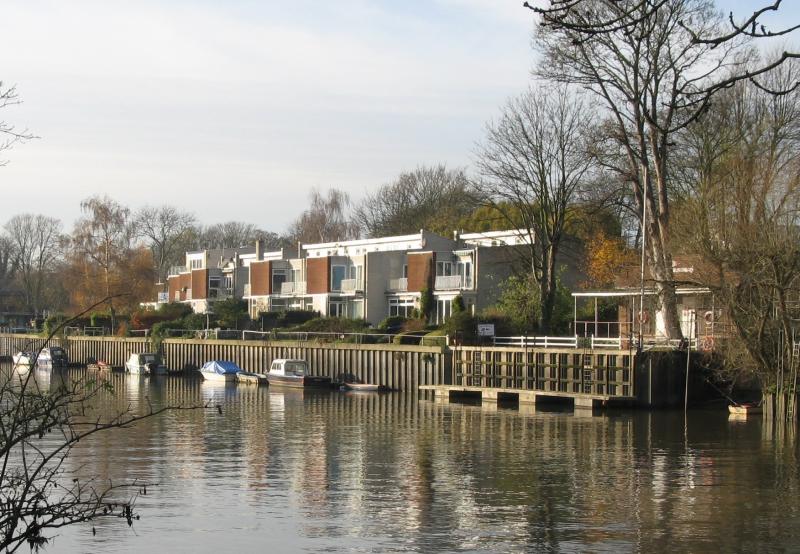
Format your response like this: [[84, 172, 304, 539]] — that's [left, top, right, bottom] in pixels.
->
[[3, 366, 795, 553]]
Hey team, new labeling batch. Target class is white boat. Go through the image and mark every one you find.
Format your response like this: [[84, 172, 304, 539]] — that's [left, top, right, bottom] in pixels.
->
[[343, 382, 381, 392], [266, 359, 331, 388], [728, 403, 762, 416], [12, 351, 35, 367], [125, 353, 168, 375], [199, 360, 242, 382], [12, 347, 69, 368]]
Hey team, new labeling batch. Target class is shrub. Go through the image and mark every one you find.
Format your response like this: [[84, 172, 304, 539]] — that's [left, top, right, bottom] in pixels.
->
[[444, 312, 477, 343], [182, 313, 208, 330], [419, 286, 434, 321], [377, 316, 407, 332], [452, 295, 465, 314], [401, 318, 426, 333], [291, 317, 370, 334]]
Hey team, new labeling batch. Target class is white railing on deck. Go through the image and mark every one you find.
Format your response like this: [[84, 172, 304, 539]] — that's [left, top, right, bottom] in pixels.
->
[[434, 275, 472, 290], [340, 279, 363, 292], [591, 336, 622, 349], [493, 336, 579, 348], [281, 281, 306, 294], [243, 284, 250, 297], [387, 278, 408, 292]]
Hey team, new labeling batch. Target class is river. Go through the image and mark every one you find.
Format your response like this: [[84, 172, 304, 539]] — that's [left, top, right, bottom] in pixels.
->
[[14, 369, 800, 553]]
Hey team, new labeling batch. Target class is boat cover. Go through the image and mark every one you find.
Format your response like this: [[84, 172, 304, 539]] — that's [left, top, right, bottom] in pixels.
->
[[201, 360, 242, 375]]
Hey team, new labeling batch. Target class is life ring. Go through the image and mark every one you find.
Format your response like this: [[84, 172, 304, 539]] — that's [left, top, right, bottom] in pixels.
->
[[637, 310, 649, 324], [703, 310, 714, 324], [700, 336, 715, 351]]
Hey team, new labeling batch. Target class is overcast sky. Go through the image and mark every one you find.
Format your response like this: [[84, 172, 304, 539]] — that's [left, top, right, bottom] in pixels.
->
[[1, 0, 797, 233]]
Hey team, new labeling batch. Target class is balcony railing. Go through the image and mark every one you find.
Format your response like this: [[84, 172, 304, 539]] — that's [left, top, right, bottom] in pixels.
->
[[281, 281, 307, 295], [243, 284, 250, 297], [435, 275, 473, 290], [208, 288, 231, 299], [340, 279, 363, 293], [168, 265, 187, 276], [387, 278, 408, 292]]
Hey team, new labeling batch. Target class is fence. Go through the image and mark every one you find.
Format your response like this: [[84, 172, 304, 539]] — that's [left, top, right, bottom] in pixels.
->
[[451, 346, 636, 398]]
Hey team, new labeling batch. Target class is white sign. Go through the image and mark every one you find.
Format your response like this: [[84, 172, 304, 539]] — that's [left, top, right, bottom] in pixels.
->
[[477, 323, 495, 337]]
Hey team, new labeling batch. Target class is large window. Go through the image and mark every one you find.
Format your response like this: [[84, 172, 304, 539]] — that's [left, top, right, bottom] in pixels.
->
[[272, 268, 287, 292], [389, 297, 415, 318], [331, 265, 346, 291], [190, 259, 203, 269], [224, 274, 233, 292], [329, 300, 345, 317], [436, 298, 452, 324], [436, 261, 452, 276], [457, 261, 473, 288]]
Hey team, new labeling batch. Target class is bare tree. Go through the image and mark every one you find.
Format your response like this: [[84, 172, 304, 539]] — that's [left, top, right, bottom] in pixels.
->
[[476, 85, 594, 332], [353, 165, 482, 237], [1, 305, 208, 551], [675, 63, 800, 417], [4, 215, 63, 316], [0, 82, 35, 165], [528, 0, 799, 339], [288, 188, 359, 245], [197, 222, 286, 251], [133, 206, 196, 284], [71, 196, 131, 332]]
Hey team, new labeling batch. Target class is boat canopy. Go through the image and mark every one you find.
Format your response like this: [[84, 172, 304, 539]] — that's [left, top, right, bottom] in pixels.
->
[[201, 360, 242, 375]]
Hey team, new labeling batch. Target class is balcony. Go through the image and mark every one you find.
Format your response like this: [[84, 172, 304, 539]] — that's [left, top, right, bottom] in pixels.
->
[[340, 279, 363, 293], [168, 265, 188, 277], [208, 288, 231, 300], [387, 278, 408, 292], [281, 281, 307, 295], [435, 275, 473, 290]]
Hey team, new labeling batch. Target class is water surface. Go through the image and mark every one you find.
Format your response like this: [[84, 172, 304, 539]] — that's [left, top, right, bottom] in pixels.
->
[[15, 369, 800, 553]]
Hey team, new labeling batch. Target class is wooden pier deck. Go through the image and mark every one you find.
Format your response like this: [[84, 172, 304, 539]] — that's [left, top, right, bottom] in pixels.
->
[[419, 385, 620, 408]]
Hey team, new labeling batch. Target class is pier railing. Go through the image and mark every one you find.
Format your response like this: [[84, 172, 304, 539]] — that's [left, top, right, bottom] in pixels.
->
[[451, 346, 635, 398]]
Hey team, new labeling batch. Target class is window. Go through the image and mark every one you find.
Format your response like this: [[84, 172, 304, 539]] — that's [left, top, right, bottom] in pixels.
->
[[331, 265, 346, 291], [389, 297, 415, 318], [436, 298, 452, 324], [436, 261, 452, 276], [457, 261, 473, 288], [403, 264, 408, 278], [272, 268, 287, 292], [209, 276, 221, 289], [190, 259, 203, 270], [224, 275, 233, 292], [329, 300, 345, 317]]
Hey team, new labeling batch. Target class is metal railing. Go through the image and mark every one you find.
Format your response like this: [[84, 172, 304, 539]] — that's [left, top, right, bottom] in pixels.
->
[[434, 275, 472, 290], [280, 281, 307, 294], [168, 265, 187, 276], [387, 278, 408, 292]]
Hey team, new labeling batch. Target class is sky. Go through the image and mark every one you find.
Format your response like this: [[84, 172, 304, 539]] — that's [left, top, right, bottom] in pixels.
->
[[0, 0, 797, 233]]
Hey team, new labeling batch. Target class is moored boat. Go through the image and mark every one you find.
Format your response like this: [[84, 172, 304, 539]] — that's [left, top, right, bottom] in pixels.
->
[[728, 403, 762, 415], [87, 358, 113, 372], [199, 360, 242, 382], [125, 353, 168, 375], [12, 351, 35, 367], [12, 347, 69, 368], [343, 382, 381, 392], [267, 359, 331, 388]]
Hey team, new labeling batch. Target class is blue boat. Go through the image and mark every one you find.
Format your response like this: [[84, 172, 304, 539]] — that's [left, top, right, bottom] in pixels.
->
[[199, 360, 242, 382]]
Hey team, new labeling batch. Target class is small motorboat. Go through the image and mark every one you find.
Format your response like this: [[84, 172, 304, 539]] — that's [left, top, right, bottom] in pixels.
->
[[343, 382, 381, 392], [125, 353, 168, 375], [728, 403, 762, 415], [12, 351, 35, 367], [266, 359, 331, 388], [199, 360, 242, 382], [12, 347, 69, 369], [86, 358, 113, 372]]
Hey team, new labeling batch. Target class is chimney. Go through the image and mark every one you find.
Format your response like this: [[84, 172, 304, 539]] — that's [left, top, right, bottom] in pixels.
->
[[256, 239, 264, 261]]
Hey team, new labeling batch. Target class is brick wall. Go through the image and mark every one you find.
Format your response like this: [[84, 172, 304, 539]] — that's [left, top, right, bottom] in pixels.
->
[[250, 260, 272, 296], [306, 257, 330, 294], [407, 252, 433, 292]]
